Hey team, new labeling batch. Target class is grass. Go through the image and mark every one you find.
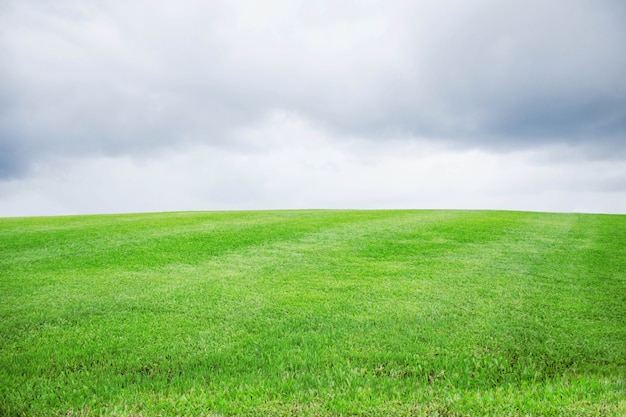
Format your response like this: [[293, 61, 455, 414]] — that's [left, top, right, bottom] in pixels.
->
[[0, 209, 624, 416]]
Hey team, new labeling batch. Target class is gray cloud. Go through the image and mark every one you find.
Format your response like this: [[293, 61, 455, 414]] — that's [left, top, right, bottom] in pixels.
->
[[337, 0, 626, 150], [1, 124, 625, 216], [1, 0, 625, 183]]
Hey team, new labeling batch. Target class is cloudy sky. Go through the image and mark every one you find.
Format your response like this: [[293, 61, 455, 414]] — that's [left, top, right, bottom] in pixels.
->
[[1, 0, 625, 216]]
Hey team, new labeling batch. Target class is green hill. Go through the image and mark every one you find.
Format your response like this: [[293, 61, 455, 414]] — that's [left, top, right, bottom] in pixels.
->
[[1, 210, 624, 416]]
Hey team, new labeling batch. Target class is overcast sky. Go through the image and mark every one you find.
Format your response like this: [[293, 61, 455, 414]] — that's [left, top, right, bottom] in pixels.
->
[[1, 0, 625, 216]]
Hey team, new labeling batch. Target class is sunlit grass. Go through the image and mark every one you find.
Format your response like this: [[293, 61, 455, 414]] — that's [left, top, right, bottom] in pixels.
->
[[1, 210, 624, 416]]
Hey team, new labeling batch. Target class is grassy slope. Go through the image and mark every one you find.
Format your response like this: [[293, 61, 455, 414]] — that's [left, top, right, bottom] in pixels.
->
[[0, 210, 624, 416]]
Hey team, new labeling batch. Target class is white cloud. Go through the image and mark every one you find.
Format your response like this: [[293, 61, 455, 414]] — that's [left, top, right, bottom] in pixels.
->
[[1, 1, 625, 214], [1, 111, 624, 216]]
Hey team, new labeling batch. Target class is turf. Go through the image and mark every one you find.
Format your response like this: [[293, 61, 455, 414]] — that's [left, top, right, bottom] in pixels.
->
[[0, 209, 624, 416]]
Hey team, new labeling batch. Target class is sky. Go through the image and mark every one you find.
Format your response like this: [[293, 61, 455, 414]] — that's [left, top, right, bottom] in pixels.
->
[[1, 0, 625, 216]]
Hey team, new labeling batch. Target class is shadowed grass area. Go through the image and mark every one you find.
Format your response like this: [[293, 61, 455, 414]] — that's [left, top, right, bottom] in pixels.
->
[[1, 210, 624, 416]]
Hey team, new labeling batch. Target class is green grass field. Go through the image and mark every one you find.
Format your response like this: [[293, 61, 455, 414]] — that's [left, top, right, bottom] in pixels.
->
[[1, 210, 625, 416]]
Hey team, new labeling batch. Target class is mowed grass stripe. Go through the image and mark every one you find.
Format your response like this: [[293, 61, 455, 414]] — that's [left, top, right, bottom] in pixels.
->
[[0, 210, 624, 416]]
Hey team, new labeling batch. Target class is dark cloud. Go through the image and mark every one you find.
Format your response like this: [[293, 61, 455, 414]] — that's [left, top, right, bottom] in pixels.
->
[[0, 140, 24, 179], [1, 0, 625, 180], [321, 0, 626, 153], [486, 96, 626, 146]]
